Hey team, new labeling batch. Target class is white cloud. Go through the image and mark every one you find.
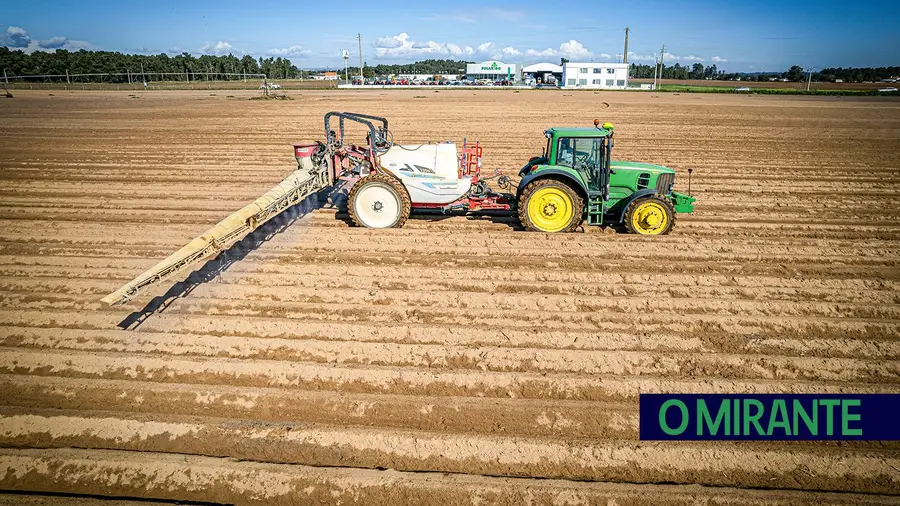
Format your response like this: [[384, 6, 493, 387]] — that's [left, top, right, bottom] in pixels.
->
[[1, 26, 93, 53], [375, 34, 406, 49], [445, 43, 475, 58], [373, 33, 611, 63], [374, 32, 479, 59], [627, 52, 656, 62], [662, 52, 704, 62], [711, 56, 728, 63], [626, 51, 718, 63], [523, 40, 601, 61], [559, 40, 593, 59], [200, 41, 234, 55], [476, 41, 494, 54], [268, 45, 311, 57], [3, 26, 30, 48]]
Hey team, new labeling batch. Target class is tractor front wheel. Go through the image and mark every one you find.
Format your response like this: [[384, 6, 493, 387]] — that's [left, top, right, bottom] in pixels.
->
[[624, 195, 674, 235], [348, 173, 411, 229], [518, 179, 584, 233]]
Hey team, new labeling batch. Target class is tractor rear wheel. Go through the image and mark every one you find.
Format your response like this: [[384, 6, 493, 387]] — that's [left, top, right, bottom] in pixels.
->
[[518, 179, 584, 233], [624, 195, 674, 235], [348, 173, 411, 229]]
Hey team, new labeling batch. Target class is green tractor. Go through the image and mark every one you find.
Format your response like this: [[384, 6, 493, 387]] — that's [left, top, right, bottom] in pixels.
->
[[516, 121, 695, 234]]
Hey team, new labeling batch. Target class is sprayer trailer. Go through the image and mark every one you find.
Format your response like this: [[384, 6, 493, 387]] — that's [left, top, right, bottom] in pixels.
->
[[102, 112, 695, 305]]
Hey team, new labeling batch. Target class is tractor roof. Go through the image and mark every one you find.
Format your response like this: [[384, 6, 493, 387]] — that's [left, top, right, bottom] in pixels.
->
[[547, 127, 613, 138]]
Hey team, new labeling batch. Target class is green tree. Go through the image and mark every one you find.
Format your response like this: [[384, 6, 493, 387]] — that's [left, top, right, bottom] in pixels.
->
[[690, 62, 704, 79], [785, 65, 804, 82]]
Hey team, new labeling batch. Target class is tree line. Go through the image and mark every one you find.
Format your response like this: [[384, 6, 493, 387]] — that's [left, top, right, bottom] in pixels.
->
[[0, 48, 474, 82], [363, 59, 474, 77], [3, 46, 896, 84], [0, 47, 300, 81], [628, 61, 900, 83]]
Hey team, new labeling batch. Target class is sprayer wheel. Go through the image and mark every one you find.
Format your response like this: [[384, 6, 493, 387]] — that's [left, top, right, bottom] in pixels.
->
[[348, 173, 411, 229]]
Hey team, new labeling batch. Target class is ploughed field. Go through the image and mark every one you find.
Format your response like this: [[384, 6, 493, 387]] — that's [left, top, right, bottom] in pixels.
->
[[0, 89, 898, 505]]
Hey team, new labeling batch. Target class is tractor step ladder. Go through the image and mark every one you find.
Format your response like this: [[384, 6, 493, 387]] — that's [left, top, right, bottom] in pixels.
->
[[587, 192, 604, 226]]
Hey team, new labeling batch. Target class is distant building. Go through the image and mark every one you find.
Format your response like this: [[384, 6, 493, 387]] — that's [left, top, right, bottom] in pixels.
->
[[562, 63, 628, 89], [465, 61, 519, 82], [523, 63, 563, 85], [312, 71, 339, 81]]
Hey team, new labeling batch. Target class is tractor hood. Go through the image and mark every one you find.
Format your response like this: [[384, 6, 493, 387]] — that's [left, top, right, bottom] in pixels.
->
[[610, 161, 675, 174]]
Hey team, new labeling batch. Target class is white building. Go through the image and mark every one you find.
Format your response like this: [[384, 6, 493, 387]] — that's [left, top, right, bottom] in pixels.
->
[[312, 71, 339, 81], [562, 63, 629, 89], [523, 63, 563, 84], [465, 61, 519, 82]]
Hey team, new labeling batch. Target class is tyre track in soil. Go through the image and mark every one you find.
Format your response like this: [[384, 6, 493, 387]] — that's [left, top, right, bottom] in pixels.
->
[[0, 90, 898, 504]]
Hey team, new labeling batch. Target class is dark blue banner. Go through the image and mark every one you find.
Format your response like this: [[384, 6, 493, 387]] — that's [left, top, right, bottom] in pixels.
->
[[639, 394, 900, 440]]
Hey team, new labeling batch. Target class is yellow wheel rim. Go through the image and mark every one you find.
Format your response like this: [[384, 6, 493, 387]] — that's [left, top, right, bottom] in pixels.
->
[[527, 187, 575, 232], [631, 201, 669, 235]]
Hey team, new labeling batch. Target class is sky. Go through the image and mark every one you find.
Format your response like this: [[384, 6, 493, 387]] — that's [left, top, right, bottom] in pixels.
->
[[2, 0, 899, 72]]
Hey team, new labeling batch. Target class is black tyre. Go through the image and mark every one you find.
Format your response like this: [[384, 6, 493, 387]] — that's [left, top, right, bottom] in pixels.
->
[[623, 195, 675, 235], [517, 179, 584, 233]]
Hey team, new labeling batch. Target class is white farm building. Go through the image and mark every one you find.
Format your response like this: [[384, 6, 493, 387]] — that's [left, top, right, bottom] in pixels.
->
[[562, 62, 629, 89]]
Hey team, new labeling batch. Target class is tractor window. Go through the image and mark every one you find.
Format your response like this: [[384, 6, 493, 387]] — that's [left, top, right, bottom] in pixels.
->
[[580, 138, 603, 171], [556, 137, 602, 173], [556, 138, 576, 167]]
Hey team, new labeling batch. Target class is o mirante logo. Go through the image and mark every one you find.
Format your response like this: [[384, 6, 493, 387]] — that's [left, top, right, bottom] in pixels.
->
[[639, 394, 900, 440]]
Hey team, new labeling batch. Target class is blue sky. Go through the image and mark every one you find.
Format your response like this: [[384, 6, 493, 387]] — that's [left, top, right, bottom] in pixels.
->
[[2, 0, 898, 71]]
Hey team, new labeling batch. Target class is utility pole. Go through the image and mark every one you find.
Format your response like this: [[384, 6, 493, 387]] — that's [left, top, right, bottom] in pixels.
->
[[623, 27, 629, 64], [357, 33, 364, 82], [659, 44, 665, 81], [3, 69, 7, 84], [65, 69, 70, 84], [806, 67, 813, 91], [652, 54, 658, 90]]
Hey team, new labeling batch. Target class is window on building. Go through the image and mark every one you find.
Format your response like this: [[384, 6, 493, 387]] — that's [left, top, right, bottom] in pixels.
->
[[567, 78, 575, 85], [616, 79, 625, 87], [593, 68, 603, 74], [578, 79, 587, 85], [593, 79, 601, 85], [606, 79, 614, 86], [579, 67, 588, 73], [606, 68, 615, 74]]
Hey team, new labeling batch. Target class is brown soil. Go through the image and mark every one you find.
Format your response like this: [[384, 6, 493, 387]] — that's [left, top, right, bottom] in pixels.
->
[[0, 89, 898, 505], [632, 78, 896, 90]]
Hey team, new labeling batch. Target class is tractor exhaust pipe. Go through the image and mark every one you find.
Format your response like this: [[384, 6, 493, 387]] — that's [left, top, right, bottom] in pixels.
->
[[687, 168, 693, 195]]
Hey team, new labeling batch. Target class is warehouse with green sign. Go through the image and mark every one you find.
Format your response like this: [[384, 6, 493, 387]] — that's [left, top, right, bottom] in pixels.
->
[[465, 60, 519, 82]]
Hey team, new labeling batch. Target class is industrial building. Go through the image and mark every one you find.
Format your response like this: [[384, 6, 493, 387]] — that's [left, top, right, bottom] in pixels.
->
[[562, 63, 629, 89], [522, 63, 563, 85], [465, 61, 519, 82]]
